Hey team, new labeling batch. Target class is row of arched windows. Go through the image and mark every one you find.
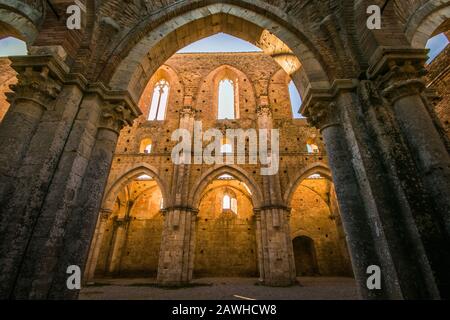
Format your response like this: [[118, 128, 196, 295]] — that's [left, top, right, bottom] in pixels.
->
[[146, 77, 301, 121]]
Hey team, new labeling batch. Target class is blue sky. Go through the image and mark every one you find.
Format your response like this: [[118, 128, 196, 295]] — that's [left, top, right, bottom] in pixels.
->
[[178, 33, 262, 53], [426, 33, 449, 63]]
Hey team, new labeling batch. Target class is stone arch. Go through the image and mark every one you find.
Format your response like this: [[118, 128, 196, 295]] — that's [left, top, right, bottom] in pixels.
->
[[190, 165, 263, 209], [104, 2, 331, 102], [139, 64, 184, 117], [196, 64, 256, 119], [102, 163, 170, 214], [405, 0, 450, 48], [283, 162, 332, 204], [0, 0, 45, 43]]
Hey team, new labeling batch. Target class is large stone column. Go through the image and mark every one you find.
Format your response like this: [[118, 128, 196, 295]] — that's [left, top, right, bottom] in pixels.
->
[[255, 104, 296, 286], [305, 97, 400, 299], [367, 49, 450, 298], [157, 105, 197, 286], [0, 88, 139, 299], [0, 56, 63, 207], [370, 49, 450, 237]]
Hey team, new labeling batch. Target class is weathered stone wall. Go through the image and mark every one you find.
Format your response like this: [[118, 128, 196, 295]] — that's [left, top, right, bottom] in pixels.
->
[[95, 181, 163, 277], [112, 52, 325, 205], [97, 52, 344, 279], [290, 178, 352, 277], [194, 179, 258, 277]]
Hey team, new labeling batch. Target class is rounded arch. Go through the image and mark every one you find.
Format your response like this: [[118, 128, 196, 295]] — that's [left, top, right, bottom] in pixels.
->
[[102, 163, 170, 215], [190, 165, 263, 209], [283, 162, 332, 204], [405, 0, 450, 48], [0, 0, 45, 44], [104, 2, 331, 102]]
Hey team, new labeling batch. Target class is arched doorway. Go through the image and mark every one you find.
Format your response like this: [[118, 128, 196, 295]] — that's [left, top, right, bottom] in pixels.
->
[[292, 236, 319, 276], [194, 173, 258, 278]]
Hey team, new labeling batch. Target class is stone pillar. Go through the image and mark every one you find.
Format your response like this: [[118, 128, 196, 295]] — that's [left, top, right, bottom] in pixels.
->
[[305, 98, 398, 299], [370, 49, 450, 237], [367, 49, 450, 298], [0, 56, 63, 207], [305, 82, 444, 299], [157, 104, 197, 286], [255, 206, 296, 286], [84, 209, 110, 284], [0, 92, 139, 299], [255, 104, 296, 286], [107, 200, 133, 275], [108, 218, 129, 275], [157, 207, 197, 286]]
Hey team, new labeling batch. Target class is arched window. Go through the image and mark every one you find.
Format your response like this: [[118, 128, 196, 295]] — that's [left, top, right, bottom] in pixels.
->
[[222, 195, 231, 210], [222, 194, 237, 214], [140, 138, 153, 154], [288, 80, 304, 119], [218, 79, 235, 119], [220, 138, 232, 153], [148, 79, 169, 120], [307, 143, 319, 154]]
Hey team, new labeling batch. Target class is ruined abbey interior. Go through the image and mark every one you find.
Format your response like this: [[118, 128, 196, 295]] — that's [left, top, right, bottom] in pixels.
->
[[0, 0, 449, 300]]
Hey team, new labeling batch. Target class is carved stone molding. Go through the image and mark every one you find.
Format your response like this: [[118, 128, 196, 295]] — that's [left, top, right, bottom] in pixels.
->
[[368, 48, 429, 104], [6, 66, 62, 109], [304, 100, 339, 131], [179, 105, 196, 118], [99, 101, 135, 133]]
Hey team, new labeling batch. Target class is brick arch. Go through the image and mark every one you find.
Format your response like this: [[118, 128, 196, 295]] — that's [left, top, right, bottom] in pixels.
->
[[283, 162, 332, 204], [405, 0, 450, 48], [0, 0, 45, 43], [104, 2, 331, 103], [102, 163, 170, 215], [139, 64, 184, 116], [190, 165, 263, 209]]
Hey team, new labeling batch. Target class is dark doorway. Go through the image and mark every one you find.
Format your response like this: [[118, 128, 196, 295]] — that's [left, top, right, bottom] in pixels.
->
[[293, 236, 319, 276]]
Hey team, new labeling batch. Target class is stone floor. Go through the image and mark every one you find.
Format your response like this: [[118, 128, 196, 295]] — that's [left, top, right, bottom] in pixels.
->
[[79, 277, 359, 300]]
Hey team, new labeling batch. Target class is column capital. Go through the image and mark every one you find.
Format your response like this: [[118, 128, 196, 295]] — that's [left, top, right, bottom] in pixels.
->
[[179, 105, 197, 118], [367, 48, 428, 103], [7, 56, 67, 108], [99, 101, 136, 133], [304, 99, 339, 131]]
